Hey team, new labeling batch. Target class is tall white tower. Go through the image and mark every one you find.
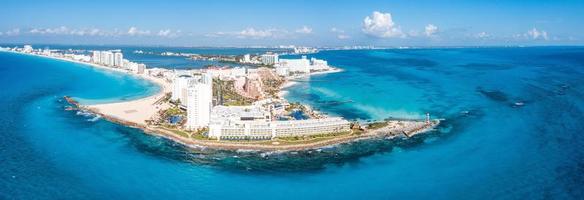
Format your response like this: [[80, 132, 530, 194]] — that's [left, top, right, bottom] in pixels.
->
[[186, 73, 213, 130], [114, 52, 124, 67], [92, 51, 101, 63], [171, 74, 193, 105]]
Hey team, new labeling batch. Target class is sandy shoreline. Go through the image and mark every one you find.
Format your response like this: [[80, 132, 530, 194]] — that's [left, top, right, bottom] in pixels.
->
[[3, 50, 172, 127], [82, 74, 171, 127], [71, 98, 439, 151], [8, 49, 439, 151]]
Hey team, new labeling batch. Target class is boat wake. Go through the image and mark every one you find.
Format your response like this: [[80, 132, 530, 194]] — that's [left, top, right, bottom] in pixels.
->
[[87, 115, 102, 122]]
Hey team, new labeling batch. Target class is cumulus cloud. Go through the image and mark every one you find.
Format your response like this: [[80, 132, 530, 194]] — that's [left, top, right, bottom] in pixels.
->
[[2, 28, 21, 36], [157, 29, 181, 38], [206, 28, 294, 39], [27, 26, 106, 36], [337, 34, 350, 39], [204, 32, 227, 38], [362, 11, 404, 38], [526, 28, 548, 40], [424, 24, 438, 37], [5, 26, 180, 38], [237, 28, 276, 38], [475, 32, 490, 39], [295, 26, 312, 34], [158, 29, 171, 36], [127, 27, 151, 36], [330, 27, 350, 39]]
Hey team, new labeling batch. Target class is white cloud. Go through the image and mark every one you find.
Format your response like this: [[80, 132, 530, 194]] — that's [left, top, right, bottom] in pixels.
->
[[407, 30, 420, 37], [475, 32, 490, 39], [424, 24, 438, 37], [4, 28, 21, 36], [27, 26, 109, 36], [207, 28, 292, 39], [158, 29, 171, 37], [88, 28, 102, 36], [204, 32, 226, 38], [337, 34, 350, 39], [526, 28, 548, 40], [157, 29, 181, 38], [16, 26, 185, 38], [237, 28, 275, 38], [330, 27, 350, 39], [295, 26, 312, 34], [362, 11, 404, 38], [127, 27, 151, 36], [29, 27, 68, 35]]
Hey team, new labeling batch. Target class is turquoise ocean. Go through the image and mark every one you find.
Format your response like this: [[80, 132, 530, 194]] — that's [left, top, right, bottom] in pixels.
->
[[1, 47, 583, 199]]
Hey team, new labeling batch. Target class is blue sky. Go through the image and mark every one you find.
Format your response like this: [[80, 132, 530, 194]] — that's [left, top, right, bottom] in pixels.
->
[[1, 0, 583, 46]]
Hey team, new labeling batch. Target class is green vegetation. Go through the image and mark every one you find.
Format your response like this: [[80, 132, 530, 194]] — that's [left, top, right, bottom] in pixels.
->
[[164, 106, 184, 116], [164, 128, 189, 138], [352, 129, 364, 135], [190, 128, 209, 140], [276, 131, 352, 142], [262, 77, 284, 97], [158, 105, 186, 126], [160, 127, 210, 140], [213, 78, 254, 106], [367, 121, 389, 130], [286, 102, 306, 112]]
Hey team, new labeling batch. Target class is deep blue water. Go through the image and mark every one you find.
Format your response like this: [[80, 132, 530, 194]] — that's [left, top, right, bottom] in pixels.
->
[[1, 47, 584, 199]]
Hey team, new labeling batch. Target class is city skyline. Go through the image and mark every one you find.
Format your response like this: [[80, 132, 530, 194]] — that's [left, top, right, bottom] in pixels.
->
[[2, 0, 583, 46]]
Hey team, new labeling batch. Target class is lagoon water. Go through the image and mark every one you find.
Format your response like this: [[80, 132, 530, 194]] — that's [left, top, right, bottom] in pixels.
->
[[1, 47, 583, 199]]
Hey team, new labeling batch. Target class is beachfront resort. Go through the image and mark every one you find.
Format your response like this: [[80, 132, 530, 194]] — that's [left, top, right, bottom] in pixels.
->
[[1, 45, 438, 150]]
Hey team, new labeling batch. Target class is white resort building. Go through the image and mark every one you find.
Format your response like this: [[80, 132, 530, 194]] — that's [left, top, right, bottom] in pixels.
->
[[171, 71, 214, 130], [261, 53, 279, 65], [92, 50, 125, 68], [208, 105, 350, 140], [275, 56, 331, 76], [277, 55, 311, 74], [171, 72, 195, 106]]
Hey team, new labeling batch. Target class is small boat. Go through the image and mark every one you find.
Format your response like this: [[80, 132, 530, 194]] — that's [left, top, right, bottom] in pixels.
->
[[513, 101, 525, 107]]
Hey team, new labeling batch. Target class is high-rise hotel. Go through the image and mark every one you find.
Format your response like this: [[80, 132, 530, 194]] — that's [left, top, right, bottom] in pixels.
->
[[171, 72, 213, 130], [92, 50, 124, 67]]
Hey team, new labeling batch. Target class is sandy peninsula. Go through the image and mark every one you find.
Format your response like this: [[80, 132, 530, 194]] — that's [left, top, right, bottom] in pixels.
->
[[8, 49, 439, 151]]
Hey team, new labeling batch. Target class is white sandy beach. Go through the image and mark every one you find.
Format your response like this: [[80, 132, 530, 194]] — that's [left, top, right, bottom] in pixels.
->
[[5, 49, 441, 151], [4, 50, 173, 127], [83, 75, 172, 126]]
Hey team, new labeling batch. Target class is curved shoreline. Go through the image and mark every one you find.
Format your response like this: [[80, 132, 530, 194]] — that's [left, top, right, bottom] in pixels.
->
[[6, 49, 439, 151], [68, 96, 439, 152], [1, 50, 166, 104], [71, 97, 439, 151]]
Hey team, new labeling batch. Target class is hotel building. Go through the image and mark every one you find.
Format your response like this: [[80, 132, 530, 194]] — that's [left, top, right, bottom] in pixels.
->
[[171, 73, 194, 106], [114, 52, 123, 67], [277, 55, 311, 73], [275, 56, 331, 75], [170, 71, 213, 130], [92, 50, 124, 67], [208, 105, 350, 140], [261, 53, 279, 65]]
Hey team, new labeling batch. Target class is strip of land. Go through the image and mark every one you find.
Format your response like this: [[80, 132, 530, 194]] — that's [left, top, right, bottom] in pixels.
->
[[5, 47, 439, 151]]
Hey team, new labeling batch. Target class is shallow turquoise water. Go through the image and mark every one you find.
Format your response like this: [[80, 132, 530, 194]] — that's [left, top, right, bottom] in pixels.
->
[[1, 47, 583, 199]]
